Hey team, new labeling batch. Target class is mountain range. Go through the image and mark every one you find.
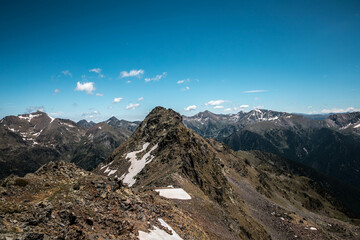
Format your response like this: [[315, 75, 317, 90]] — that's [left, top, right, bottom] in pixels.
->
[[0, 111, 139, 179], [1, 107, 360, 239], [183, 109, 360, 190]]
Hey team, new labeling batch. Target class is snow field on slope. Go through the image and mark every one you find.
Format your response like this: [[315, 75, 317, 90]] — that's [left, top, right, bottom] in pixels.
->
[[155, 188, 192, 200], [138, 218, 183, 240], [120, 142, 158, 187]]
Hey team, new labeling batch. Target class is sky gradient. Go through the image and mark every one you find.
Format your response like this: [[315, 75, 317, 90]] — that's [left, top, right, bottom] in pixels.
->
[[1, 0, 360, 121]]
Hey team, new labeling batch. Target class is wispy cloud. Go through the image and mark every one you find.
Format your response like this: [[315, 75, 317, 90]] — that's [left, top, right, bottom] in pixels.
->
[[113, 97, 123, 103], [177, 78, 190, 84], [137, 97, 144, 101], [120, 69, 144, 78], [54, 89, 60, 94], [224, 108, 232, 112], [181, 86, 190, 91], [254, 106, 265, 109], [145, 72, 167, 82], [126, 103, 140, 110], [184, 105, 197, 111], [214, 106, 224, 109], [243, 90, 268, 93], [205, 99, 230, 106], [240, 104, 249, 108], [62, 70, 72, 77], [89, 68, 101, 74], [96, 93, 104, 96], [82, 110, 101, 118], [320, 107, 360, 114], [75, 82, 95, 94], [49, 111, 64, 116], [126, 80, 132, 84], [89, 68, 104, 78], [26, 106, 45, 113]]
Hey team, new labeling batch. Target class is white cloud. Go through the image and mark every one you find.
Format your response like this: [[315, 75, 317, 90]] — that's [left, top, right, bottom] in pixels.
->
[[120, 69, 144, 78], [254, 106, 265, 109], [240, 104, 249, 108], [224, 108, 232, 112], [205, 100, 230, 106], [89, 68, 104, 78], [243, 90, 268, 93], [96, 93, 104, 96], [82, 110, 100, 118], [26, 106, 45, 113], [177, 78, 190, 84], [138, 97, 144, 101], [184, 105, 197, 111], [49, 111, 64, 116], [145, 72, 167, 82], [307, 106, 313, 109], [113, 97, 123, 103], [89, 68, 101, 74], [126, 80, 132, 84], [62, 70, 72, 77], [320, 107, 360, 114], [75, 82, 95, 94], [181, 86, 190, 91], [126, 103, 140, 110], [214, 106, 224, 109], [54, 89, 60, 94]]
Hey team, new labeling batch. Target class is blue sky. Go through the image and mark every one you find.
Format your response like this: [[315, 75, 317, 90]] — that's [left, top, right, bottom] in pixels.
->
[[1, 0, 360, 121]]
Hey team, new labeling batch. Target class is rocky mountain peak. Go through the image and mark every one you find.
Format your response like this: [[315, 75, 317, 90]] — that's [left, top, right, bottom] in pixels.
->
[[77, 119, 96, 129], [97, 106, 232, 203], [134, 106, 182, 140], [106, 116, 119, 125]]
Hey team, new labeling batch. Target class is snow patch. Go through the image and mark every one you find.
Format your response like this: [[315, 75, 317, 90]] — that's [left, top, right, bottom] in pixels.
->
[[103, 166, 117, 176], [99, 126, 102, 129], [155, 188, 191, 200], [7, 127, 17, 132], [108, 169, 117, 176], [303, 147, 308, 155], [49, 115, 55, 123], [60, 122, 74, 128], [138, 218, 183, 240], [340, 123, 352, 130], [354, 123, 360, 128], [18, 114, 41, 122], [121, 143, 158, 187], [32, 129, 43, 137]]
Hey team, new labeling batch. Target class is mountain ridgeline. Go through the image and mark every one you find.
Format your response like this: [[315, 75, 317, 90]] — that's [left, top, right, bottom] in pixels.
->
[[1, 107, 360, 239], [0, 111, 139, 178], [183, 109, 360, 190]]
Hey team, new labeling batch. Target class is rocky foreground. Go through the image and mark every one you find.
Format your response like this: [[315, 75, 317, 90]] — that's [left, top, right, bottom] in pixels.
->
[[0, 162, 203, 240]]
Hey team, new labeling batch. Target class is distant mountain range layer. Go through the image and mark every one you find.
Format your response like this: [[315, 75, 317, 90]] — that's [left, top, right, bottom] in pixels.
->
[[183, 109, 360, 190], [1, 109, 360, 191], [0, 111, 139, 178]]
